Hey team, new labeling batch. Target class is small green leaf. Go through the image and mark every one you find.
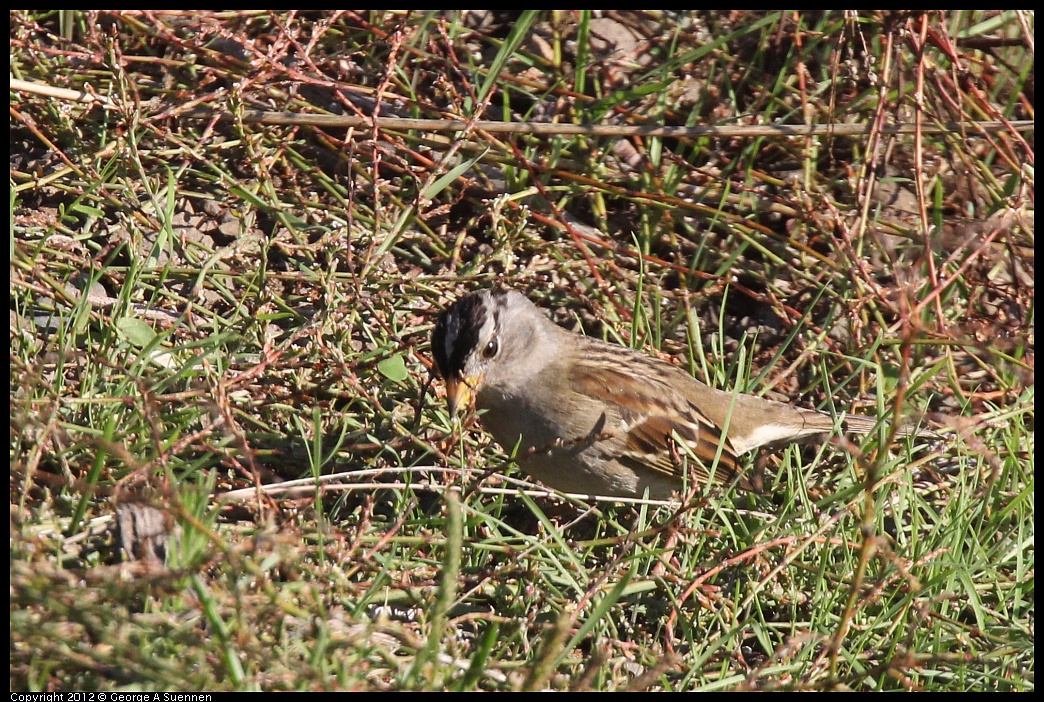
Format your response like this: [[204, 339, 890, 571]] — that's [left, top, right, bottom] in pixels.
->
[[421, 147, 489, 200], [68, 202, 105, 218], [377, 354, 408, 383], [117, 317, 157, 347]]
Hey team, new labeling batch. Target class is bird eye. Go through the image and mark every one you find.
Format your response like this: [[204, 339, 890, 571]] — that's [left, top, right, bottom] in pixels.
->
[[482, 338, 499, 359]]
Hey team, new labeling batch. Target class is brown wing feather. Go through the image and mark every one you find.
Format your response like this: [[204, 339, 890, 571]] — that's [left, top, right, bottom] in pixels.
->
[[571, 361, 743, 488]]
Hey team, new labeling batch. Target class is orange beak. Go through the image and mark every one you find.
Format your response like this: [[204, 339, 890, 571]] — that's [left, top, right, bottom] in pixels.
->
[[444, 375, 480, 416]]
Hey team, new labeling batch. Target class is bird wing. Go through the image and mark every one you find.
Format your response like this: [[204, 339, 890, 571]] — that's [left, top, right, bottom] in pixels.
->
[[570, 362, 743, 488]]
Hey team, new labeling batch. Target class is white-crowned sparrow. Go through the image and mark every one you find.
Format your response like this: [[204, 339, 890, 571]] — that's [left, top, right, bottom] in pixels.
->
[[432, 288, 930, 499]]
